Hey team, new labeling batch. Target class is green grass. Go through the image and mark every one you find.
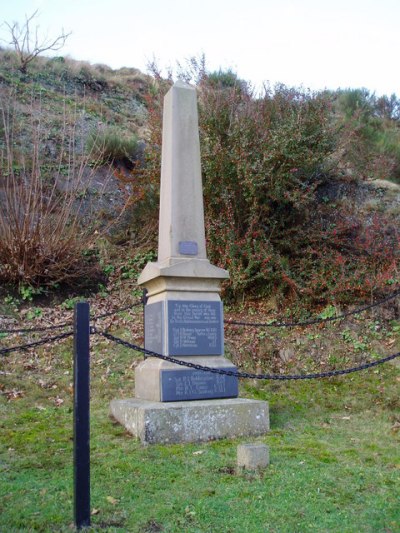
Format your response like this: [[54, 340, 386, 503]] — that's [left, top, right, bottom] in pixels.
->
[[1, 338, 399, 533]]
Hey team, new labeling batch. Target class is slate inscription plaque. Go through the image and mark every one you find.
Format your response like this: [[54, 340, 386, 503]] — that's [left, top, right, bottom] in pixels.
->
[[167, 300, 223, 356], [144, 302, 164, 354], [160, 368, 238, 401]]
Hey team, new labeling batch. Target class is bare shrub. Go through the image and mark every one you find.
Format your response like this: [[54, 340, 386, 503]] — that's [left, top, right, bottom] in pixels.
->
[[0, 88, 113, 290], [2, 10, 70, 74]]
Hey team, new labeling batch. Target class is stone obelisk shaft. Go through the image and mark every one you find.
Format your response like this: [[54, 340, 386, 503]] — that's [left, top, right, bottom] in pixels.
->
[[158, 80, 206, 264], [138, 81, 228, 286]]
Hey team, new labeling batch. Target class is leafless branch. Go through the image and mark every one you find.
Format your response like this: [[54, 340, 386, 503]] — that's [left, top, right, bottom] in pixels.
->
[[3, 10, 71, 73]]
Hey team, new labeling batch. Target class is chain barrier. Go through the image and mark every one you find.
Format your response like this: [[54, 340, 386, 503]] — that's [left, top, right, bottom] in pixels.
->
[[94, 329, 400, 381], [226, 287, 400, 328], [0, 331, 74, 356], [1, 287, 398, 335], [0, 299, 144, 335], [0, 298, 144, 356], [91, 300, 144, 321], [1, 288, 399, 364]]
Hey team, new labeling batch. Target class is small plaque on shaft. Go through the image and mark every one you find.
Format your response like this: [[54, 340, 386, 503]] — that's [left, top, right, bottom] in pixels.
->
[[179, 241, 198, 255]]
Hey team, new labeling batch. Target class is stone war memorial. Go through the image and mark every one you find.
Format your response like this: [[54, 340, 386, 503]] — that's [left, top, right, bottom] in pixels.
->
[[110, 80, 269, 444]]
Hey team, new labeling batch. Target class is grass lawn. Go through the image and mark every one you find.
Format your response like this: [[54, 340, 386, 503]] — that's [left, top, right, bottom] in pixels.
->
[[1, 311, 399, 532]]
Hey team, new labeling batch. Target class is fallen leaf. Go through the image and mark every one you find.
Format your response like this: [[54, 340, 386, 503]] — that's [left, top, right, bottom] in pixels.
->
[[391, 422, 400, 433], [192, 450, 204, 455], [91, 508, 100, 515], [5, 389, 24, 400], [106, 496, 118, 505], [341, 416, 351, 420]]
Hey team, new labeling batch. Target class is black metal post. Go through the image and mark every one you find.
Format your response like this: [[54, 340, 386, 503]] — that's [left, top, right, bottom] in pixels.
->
[[143, 289, 148, 358], [73, 302, 90, 529]]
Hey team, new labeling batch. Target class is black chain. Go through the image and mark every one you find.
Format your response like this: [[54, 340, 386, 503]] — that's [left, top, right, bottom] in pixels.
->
[[0, 331, 74, 356], [94, 329, 400, 381], [1, 288, 398, 335], [91, 300, 144, 321], [226, 288, 400, 328], [0, 299, 144, 334]]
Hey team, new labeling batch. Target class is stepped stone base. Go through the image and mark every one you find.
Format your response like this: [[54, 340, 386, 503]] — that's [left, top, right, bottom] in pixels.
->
[[110, 397, 269, 445]]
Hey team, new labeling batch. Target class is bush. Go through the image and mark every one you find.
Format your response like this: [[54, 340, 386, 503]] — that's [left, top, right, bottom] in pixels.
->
[[139, 70, 338, 301], [335, 88, 400, 182], [0, 89, 106, 290], [200, 82, 336, 294], [137, 67, 399, 305]]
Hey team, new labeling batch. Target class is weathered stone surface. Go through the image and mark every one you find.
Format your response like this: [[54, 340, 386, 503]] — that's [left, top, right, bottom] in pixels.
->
[[110, 398, 269, 444], [237, 443, 270, 470]]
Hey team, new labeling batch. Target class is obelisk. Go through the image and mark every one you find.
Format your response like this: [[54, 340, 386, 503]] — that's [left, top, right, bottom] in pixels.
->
[[136, 80, 238, 402], [110, 81, 269, 444]]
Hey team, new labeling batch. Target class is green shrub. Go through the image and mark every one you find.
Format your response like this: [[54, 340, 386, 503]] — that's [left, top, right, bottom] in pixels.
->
[[206, 68, 246, 90], [199, 82, 337, 300], [138, 70, 338, 301], [137, 67, 399, 305], [335, 88, 400, 181], [86, 127, 139, 164]]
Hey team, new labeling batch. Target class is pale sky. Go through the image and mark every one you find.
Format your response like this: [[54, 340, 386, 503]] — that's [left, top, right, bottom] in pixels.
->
[[1, 0, 399, 96]]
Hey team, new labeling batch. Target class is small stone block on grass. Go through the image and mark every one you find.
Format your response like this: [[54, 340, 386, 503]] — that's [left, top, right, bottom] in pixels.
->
[[237, 443, 269, 470]]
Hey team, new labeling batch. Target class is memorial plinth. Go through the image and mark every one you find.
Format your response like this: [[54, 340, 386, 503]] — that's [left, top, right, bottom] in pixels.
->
[[110, 81, 268, 443], [111, 398, 269, 445]]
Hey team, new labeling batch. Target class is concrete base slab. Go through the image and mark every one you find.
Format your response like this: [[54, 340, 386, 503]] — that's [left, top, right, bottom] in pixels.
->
[[110, 397, 269, 444]]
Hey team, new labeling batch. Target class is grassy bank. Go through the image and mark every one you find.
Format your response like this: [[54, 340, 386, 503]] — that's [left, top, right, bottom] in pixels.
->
[[1, 305, 399, 532]]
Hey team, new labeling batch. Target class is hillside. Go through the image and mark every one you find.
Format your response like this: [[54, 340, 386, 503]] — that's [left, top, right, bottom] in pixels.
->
[[1, 53, 399, 533], [0, 49, 155, 278], [0, 49, 399, 308]]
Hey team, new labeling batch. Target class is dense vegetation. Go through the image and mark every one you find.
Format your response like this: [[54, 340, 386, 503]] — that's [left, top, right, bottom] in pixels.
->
[[0, 49, 399, 306], [139, 62, 400, 304]]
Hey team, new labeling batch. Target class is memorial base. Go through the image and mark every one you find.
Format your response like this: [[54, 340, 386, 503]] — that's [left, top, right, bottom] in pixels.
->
[[110, 398, 269, 445], [135, 356, 239, 402]]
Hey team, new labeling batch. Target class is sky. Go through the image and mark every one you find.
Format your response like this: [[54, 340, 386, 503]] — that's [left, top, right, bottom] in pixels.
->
[[1, 0, 399, 96]]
